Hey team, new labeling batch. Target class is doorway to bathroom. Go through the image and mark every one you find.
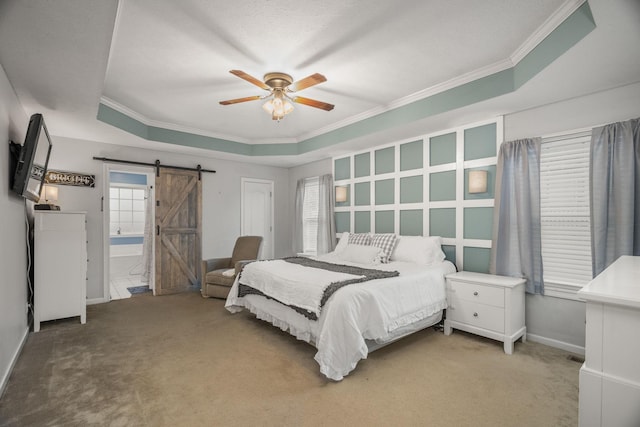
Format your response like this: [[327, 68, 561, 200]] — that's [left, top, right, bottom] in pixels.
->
[[103, 164, 155, 300]]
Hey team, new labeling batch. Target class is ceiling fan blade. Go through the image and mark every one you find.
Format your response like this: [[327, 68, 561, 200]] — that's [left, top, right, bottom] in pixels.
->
[[291, 96, 334, 111], [219, 95, 261, 105], [289, 73, 327, 92], [229, 70, 270, 90]]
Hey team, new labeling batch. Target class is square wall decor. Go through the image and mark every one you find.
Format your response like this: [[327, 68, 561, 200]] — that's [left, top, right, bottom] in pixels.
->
[[335, 212, 350, 233], [375, 147, 395, 175], [400, 140, 423, 171], [430, 132, 456, 166], [354, 211, 371, 233], [400, 209, 423, 236], [334, 157, 351, 180], [464, 123, 497, 161], [429, 170, 456, 201], [375, 210, 394, 233], [354, 182, 370, 206], [375, 179, 395, 205], [354, 152, 370, 178], [400, 175, 423, 204]]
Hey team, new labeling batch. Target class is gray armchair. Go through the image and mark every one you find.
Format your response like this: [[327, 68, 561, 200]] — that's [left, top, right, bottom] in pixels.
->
[[201, 236, 263, 299]]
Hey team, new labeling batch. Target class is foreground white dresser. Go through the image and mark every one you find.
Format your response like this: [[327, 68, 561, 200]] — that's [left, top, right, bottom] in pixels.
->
[[577, 256, 640, 427], [34, 211, 87, 332], [444, 271, 526, 354]]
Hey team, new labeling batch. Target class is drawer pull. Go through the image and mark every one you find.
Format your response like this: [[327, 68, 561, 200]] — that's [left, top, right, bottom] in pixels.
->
[[473, 312, 478, 317], [473, 291, 479, 296]]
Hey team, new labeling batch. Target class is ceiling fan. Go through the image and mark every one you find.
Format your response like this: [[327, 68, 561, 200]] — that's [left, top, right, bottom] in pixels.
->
[[219, 70, 334, 121]]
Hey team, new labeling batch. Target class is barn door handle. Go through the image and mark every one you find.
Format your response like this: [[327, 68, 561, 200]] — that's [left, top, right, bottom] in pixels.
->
[[156, 225, 160, 236]]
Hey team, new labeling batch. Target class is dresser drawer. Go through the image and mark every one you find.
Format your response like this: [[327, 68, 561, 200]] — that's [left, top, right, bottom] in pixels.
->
[[448, 279, 505, 308], [447, 297, 505, 333]]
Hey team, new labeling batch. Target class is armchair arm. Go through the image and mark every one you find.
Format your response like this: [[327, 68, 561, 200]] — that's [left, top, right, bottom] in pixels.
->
[[234, 259, 256, 275], [202, 257, 232, 276]]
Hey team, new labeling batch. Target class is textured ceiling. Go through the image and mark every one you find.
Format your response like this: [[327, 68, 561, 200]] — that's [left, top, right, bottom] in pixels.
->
[[0, 0, 639, 167]]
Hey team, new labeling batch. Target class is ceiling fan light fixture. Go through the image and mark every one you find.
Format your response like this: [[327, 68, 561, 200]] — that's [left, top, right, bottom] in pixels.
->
[[262, 91, 294, 121]]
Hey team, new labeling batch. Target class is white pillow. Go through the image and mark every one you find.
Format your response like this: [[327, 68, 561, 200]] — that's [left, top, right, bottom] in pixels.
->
[[338, 244, 383, 265], [334, 232, 350, 253], [390, 235, 445, 265]]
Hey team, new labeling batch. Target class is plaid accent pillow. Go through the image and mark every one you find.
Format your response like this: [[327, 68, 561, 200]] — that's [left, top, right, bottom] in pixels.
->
[[348, 233, 372, 246], [371, 233, 398, 263]]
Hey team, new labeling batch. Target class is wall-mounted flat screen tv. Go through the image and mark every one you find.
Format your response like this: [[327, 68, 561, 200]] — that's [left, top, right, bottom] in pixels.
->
[[11, 113, 52, 202]]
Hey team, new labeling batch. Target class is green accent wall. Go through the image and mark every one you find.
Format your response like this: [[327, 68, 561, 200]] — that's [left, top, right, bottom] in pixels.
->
[[464, 123, 497, 161], [335, 157, 351, 180], [464, 207, 494, 240], [430, 208, 456, 238], [354, 211, 371, 233], [335, 212, 350, 233], [400, 140, 423, 171], [400, 210, 423, 236], [375, 147, 395, 174], [430, 132, 457, 166], [400, 175, 423, 204], [463, 247, 491, 273], [375, 179, 395, 205], [375, 211, 395, 233], [430, 170, 456, 201], [354, 152, 370, 178], [354, 182, 370, 206]]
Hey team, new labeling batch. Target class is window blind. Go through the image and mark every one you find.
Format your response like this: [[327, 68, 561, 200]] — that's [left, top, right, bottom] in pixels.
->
[[540, 130, 592, 288], [302, 177, 320, 254]]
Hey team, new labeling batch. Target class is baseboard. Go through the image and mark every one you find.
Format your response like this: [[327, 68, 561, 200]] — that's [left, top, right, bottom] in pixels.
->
[[527, 333, 585, 356], [0, 327, 29, 399], [86, 297, 109, 305]]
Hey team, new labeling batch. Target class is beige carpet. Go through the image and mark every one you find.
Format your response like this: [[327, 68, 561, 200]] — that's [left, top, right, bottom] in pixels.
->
[[0, 291, 580, 426]]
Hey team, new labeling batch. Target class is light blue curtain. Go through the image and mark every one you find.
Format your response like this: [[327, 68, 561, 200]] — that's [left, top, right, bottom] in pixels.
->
[[317, 174, 336, 255], [490, 138, 544, 294], [590, 117, 640, 276]]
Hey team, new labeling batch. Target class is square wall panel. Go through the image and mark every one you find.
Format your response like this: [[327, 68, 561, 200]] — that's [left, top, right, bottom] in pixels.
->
[[429, 132, 456, 166], [354, 152, 370, 178], [335, 212, 350, 233], [335, 184, 350, 207], [442, 245, 456, 265], [463, 207, 494, 240], [400, 209, 423, 236], [400, 140, 423, 171], [464, 165, 496, 200], [429, 170, 456, 201], [375, 179, 395, 205], [375, 146, 395, 175], [334, 157, 351, 180], [375, 210, 394, 233], [463, 247, 491, 273], [400, 175, 423, 204], [354, 182, 370, 206], [354, 211, 371, 233], [429, 208, 455, 238], [464, 123, 497, 161]]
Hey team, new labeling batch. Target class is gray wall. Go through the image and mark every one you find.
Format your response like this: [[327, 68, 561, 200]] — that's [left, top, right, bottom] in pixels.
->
[[50, 136, 292, 302], [0, 64, 29, 394]]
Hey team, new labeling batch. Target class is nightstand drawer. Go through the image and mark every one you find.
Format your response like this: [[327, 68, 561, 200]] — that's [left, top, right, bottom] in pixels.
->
[[447, 298, 505, 333], [448, 279, 505, 308]]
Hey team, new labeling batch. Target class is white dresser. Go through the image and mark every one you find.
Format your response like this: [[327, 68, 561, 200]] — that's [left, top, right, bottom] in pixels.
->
[[577, 256, 640, 427], [34, 211, 87, 332], [444, 271, 526, 354]]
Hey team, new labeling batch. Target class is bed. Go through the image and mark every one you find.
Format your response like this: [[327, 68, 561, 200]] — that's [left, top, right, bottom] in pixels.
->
[[225, 233, 456, 381]]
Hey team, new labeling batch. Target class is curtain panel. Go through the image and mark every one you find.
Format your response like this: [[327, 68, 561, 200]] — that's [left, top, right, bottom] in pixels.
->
[[490, 138, 544, 294], [292, 178, 306, 254], [317, 174, 336, 255], [590, 117, 640, 276]]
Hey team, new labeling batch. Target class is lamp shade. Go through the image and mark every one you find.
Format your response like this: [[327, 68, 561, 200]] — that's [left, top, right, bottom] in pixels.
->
[[468, 170, 488, 194], [40, 185, 58, 203], [335, 186, 348, 203]]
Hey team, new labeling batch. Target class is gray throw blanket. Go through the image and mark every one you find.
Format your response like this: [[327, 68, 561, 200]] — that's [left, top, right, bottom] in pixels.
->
[[237, 257, 399, 320]]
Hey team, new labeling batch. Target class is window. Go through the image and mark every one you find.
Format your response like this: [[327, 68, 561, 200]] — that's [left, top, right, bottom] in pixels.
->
[[110, 185, 146, 235], [302, 177, 320, 254], [540, 130, 592, 299]]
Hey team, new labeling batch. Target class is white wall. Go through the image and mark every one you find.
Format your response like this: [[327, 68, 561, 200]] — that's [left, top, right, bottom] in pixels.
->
[[0, 64, 29, 396], [51, 136, 292, 302]]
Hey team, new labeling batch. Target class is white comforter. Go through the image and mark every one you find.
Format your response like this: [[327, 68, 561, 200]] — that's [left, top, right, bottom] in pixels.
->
[[225, 255, 456, 380]]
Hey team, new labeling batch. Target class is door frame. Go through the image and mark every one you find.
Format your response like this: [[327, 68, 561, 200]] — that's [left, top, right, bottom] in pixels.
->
[[240, 177, 274, 259], [102, 163, 156, 302]]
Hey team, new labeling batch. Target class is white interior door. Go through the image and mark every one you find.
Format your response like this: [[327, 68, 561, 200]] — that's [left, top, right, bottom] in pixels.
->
[[241, 178, 274, 259]]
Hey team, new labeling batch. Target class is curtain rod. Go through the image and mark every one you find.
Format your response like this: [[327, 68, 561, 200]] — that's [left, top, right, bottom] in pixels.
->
[[93, 156, 216, 178]]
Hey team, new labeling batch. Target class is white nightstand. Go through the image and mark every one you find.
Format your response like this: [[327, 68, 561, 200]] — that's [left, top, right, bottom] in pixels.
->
[[443, 271, 526, 354]]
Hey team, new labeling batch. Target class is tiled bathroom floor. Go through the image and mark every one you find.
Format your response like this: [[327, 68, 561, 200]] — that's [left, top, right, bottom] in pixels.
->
[[110, 276, 146, 300]]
